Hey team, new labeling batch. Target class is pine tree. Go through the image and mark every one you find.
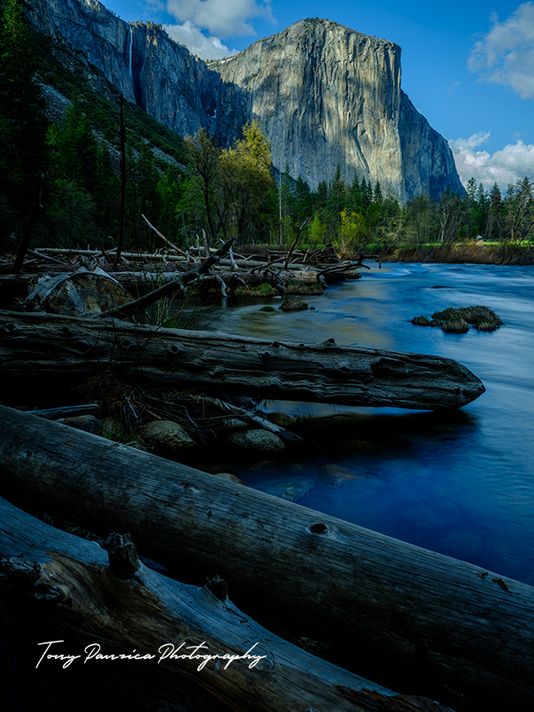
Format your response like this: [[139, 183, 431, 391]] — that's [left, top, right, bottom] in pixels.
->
[[485, 183, 502, 241], [360, 178, 372, 209], [348, 175, 363, 212], [505, 177, 533, 243], [373, 181, 383, 204]]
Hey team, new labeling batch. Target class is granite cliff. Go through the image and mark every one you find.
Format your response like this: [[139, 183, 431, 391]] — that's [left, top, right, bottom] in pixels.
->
[[27, 0, 464, 201]]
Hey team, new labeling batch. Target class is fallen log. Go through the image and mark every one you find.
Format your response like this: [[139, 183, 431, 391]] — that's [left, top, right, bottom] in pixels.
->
[[98, 238, 234, 319], [27, 248, 321, 273], [0, 497, 451, 712], [25, 403, 100, 419], [0, 311, 484, 410], [0, 407, 532, 710]]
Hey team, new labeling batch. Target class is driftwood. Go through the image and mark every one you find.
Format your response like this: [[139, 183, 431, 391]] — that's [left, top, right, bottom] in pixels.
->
[[199, 395, 303, 445], [141, 213, 187, 256], [18, 247, 347, 274], [0, 497, 452, 712], [0, 310, 484, 410], [284, 217, 311, 269], [98, 238, 234, 319], [0, 407, 532, 710]]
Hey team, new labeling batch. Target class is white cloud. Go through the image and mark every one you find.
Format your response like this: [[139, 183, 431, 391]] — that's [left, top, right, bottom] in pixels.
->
[[162, 1, 273, 60], [450, 132, 534, 188], [469, 2, 534, 99], [166, 0, 273, 38], [164, 22, 236, 59]]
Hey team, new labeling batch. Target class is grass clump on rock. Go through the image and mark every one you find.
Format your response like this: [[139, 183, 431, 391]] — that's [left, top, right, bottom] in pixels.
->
[[280, 298, 309, 312], [235, 282, 276, 299], [440, 319, 470, 334], [411, 316, 435, 327], [285, 279, 324, 296], [412, 305, 502, 334]]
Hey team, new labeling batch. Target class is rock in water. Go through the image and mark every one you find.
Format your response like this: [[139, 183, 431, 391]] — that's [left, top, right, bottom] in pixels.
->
[[280, 298, 309, 312], [142, 420, 196, 453], [226, 429, 286, 453], [27, 3, 463, 201]]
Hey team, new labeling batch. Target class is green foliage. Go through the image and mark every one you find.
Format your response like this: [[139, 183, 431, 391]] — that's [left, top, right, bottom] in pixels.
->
[[0, 0, 47, 240], [308, 212, 327, 245], [234, 282, 276, 298], [1, 8, 531, 255], [220, 120, 277, 242], [46, 178, 97, 244], [334, 209, 367, 257], [185, 121, 277, 245]]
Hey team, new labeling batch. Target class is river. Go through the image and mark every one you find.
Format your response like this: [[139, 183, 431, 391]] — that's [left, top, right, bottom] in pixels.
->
[[203, 263, 534, 585]]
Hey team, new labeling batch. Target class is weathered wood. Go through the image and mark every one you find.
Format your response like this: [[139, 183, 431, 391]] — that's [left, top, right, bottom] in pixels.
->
[[141, 213, 187, 256], [98, 238, 234, 319], [0, 495, 450, 712], [0, 310, 484, 410], [199, 395, 303, 445], [0, 406, 532, 710], [26, 403, 100, 419]]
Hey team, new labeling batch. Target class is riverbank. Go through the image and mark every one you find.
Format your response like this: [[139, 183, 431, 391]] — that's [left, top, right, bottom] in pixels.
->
[[379, 242, 534, 264]]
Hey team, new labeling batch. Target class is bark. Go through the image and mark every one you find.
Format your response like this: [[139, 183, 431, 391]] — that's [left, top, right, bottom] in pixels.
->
[[0, 406, 532, 710], [25, 404, 100, 419], [0, 310, 484, 410], [0, 495, 450, 712]]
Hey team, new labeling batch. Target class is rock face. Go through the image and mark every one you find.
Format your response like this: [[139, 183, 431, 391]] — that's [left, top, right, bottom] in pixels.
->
[[26, 0, 244, 138], [27, 1, 463, 201], [212, 19, 463, 200]]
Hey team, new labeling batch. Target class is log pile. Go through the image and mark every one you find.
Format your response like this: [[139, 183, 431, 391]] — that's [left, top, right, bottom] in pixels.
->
[[0, 495, 454, 712], [0, 240, 375, 307], [1, 407, 533, 711]]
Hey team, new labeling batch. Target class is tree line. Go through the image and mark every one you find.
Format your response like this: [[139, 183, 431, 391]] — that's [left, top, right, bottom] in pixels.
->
[[1, 0, 533, 256]]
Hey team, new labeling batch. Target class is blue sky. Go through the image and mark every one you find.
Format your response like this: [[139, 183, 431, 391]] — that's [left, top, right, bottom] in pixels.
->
[[104, 0, 534, 187]]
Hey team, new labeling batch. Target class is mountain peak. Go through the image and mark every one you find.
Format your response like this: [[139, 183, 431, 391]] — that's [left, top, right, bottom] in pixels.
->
[[27, 0, 463, 201]]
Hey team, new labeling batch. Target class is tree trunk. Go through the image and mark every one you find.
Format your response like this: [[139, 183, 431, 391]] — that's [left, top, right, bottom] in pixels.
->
[[0, 496, 450, 712], [0, 406, 532, 710], [0, 310, 484, 410], [113, 94, 127, 270]]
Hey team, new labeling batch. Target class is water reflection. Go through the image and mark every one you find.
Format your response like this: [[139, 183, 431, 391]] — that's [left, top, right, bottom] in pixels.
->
[[200, 263, 534, 584]]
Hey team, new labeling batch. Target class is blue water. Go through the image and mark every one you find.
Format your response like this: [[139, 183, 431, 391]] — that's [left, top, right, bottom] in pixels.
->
[[206, 263, 534, 584]]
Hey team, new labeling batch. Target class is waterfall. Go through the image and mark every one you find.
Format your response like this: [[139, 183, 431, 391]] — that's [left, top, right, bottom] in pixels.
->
[[128, 26, 133, 79]]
